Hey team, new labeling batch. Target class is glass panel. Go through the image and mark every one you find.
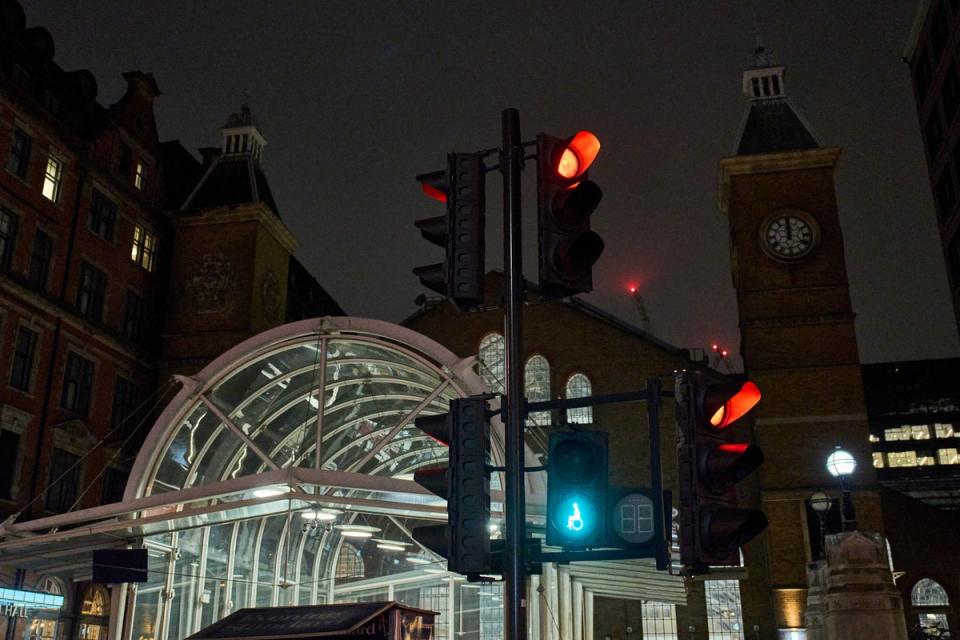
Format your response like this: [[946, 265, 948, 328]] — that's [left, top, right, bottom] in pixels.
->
[[478, 333, 505, 393], [884, 426, 910, 442], [872, 452, 884, 468], [170, 528, 202, 640], [938, 448, 959, 464], [524, 355, 551, 427], [705, 580, 744, 640], [231, 519, 258, 611], [565, 373, 593, 424], [887, 451, 918, 468], [912, 578, 950, 606], [911, 425, 931, 440], [642, 600, 678, 640], [256, 516, 285, 607], [935, 423, 955, 438]]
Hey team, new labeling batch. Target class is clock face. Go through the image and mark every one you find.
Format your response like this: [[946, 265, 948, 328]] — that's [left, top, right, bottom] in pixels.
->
[[762, 213, 817, 260]]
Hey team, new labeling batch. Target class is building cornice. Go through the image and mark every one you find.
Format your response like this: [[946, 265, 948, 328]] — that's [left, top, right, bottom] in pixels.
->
[[174, 203, 300, 253], [718, 147, 842, 216]]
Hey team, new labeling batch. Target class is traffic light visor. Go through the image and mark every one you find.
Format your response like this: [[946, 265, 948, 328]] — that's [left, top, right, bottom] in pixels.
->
[[417, 170, 448, 202], [709, 381, 761, 429], [556, 131, 601, 180]]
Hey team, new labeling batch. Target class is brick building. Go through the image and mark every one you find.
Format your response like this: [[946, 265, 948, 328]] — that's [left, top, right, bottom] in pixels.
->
[[0, 1, 341, 637], [905, 0, 960, 338]]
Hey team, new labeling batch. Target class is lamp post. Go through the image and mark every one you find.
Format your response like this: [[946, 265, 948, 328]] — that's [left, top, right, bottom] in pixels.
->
[[809, 491, 832, 559], [826, 446, 857, 532]]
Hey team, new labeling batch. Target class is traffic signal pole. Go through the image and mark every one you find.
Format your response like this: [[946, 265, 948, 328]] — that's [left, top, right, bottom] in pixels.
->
[[501, 108, 527, 640]]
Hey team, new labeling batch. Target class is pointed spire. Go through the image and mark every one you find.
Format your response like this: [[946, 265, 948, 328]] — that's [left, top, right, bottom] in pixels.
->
[[751, 29, 778, 69], [742, 30, 785, 101]]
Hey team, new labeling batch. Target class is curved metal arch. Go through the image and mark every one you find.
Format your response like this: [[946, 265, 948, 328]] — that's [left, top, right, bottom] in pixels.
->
[[127, 317, 483, 500]]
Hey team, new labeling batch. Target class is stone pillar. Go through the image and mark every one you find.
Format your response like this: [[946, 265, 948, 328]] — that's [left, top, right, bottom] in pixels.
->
[[822, 531, 907, 640], [804, 560, 828, 640]]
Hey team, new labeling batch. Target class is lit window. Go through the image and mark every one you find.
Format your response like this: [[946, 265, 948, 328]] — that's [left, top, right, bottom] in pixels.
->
[[884, 426, 910, 441], [524, 355, 550, 427], [41, 155, 63, 202], [641, 600, 678, 640], [705, 580, 744, 640], [887, 451, 918, 467], [938, 448, 959, 465], [935, 423, 955, 438], [130, 224, 156, 271], [916, 451, 936, 466], [872, 452, 884, 468], [868, 434, 879, 443], [911, 425, 931, 440], [565, 373, 593, 424], [912, 579, 950, 634], [477, 333, 504, 393], [134, 161, 146, 191]]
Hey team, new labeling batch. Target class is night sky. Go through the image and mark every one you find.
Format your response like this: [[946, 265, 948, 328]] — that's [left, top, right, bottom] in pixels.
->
[[22, 1, 960, 365]]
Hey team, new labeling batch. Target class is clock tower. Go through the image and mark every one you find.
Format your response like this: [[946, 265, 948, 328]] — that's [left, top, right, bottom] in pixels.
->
[[719, 42, 881, 634]]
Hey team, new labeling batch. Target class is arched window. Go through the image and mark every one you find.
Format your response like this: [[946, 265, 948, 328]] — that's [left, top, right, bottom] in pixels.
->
[[565, 373, 593, 424], [81, 586, 109, 615], [335, 542, 364, 580], [524, 355, 550, 426], [912, 578, 950, 633], [478, 333, 505, 393]]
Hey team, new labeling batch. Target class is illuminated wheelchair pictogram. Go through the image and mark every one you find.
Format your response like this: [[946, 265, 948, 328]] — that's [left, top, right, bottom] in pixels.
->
[[551, 494, 598, 542]]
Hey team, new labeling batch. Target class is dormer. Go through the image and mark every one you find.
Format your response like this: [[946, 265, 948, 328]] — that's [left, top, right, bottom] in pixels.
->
[[221, 104, 265, 161], [741, 39, 786, 101]]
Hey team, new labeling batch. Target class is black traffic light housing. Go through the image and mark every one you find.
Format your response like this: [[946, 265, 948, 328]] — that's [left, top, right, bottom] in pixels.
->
[[413, 153, 485, 311], [676, 372, 767, 571], [537, 132, 604, 298], [546, 430, 608, 549], [411, 396, 491, 577]]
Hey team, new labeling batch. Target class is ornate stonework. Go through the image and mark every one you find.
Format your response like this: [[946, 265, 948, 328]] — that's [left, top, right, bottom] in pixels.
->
[[184, 253, 239, 314], [261, 269, 281, 321]]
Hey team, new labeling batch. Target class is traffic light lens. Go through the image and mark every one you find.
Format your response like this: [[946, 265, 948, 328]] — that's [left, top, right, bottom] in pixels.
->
[[555, 132, 601, 181], [422, 183, 447, 202], [557, 148, 580, 179], [551, 439, 601, 484], [709, 381, 762, 429], [550, 493, 599, 542]]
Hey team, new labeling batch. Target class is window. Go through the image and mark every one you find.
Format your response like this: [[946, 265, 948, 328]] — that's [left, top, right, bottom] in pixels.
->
[[41, 155, 63, 202], [926, 110, 945, 158], [27, 230, 52, 290], [7, 127, 31, 178], [478, 333, 505, 393], [641, 601, 678, 640], [887, 451, 918, 467], [44, 447, 80, 512], [524, 355, 550, 426], [100, 467, 127, 504], [912, 578, 950, 634], [705, 580, 745, 639], [87, 189, 117, 241], [75, 261, 107, 322], [935, 423, 955, 438], [565, 373, 593, 424], [935, 170, 956, 222], [938, 448, 959, 464], [123, 290, 146, 342], [884, 426, 910, 441], [117, 143, 131, 177], [912, 425, 931, 440], [112, 376, 140, 434], [0, 430, 20, 499], [335, 542, 364, 579], [872, 452, 884, 468], [0, 206, 17, 269], [61, 352, 94, 416], [868, 434, 880, 443], [134, 161, 146, 191], [130, 224, 157, 271], [9, 326, 38, 391], [917, 451, 937, 466], [943, 63, 960, 122]]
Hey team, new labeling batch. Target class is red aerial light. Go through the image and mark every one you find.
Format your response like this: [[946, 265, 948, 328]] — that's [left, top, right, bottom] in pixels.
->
[[712, 343, 719, 352], [709, 381, 761, 429], [628, 284, 638, 294], [556, 131, 601, 181], [421, 182, 447, 203]]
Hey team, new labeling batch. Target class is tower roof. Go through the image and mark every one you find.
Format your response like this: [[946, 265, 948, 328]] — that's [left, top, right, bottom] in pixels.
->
[[180, 104, 279, 216], [733, 39, 820, 156]]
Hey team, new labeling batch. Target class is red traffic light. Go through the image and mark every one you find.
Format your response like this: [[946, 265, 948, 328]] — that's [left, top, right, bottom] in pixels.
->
[[554, 131, 601, 183], [418, 169, 448, 202], [706, 381, 761, 429]]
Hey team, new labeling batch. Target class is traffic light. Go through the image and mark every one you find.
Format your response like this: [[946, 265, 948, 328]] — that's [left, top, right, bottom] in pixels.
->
[[411, 396, 491, 576], [413, 153, 485, 311], [546, 430, 608, 548], [537, 131, 604, 298], [676, 372, 767, 571]]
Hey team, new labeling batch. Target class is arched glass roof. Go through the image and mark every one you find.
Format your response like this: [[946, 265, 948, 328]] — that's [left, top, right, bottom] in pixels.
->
[[128, 317, 508, 500]]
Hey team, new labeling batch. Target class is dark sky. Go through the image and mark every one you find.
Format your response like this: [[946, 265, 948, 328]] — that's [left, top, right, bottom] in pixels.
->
[[22, 1, 960, 365]]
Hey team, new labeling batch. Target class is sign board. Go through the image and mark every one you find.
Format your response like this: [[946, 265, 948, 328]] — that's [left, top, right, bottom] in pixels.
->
[[92, 549, 148, 584]]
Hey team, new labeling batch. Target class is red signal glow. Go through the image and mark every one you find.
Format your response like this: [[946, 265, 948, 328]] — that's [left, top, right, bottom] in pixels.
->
[[628, 284, 638, 294], [717, 444, 749, 453], [721, 350, 729, 358], [556, 131, 601, 181], [709, 381, 761, 429], [712, 343, 719, 351], [421, 183, 447, 203]]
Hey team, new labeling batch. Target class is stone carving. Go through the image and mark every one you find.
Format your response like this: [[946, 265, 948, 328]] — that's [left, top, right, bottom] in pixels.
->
[[184, 253, 238, 314], [820, 531, 908, 640], [805, 560, 828, 640], [261, 269, 281, 321]]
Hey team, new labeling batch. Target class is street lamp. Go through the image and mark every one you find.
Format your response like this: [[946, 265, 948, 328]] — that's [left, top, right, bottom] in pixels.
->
[[809, 491, 832, 559], [825, 446, 857, 531]]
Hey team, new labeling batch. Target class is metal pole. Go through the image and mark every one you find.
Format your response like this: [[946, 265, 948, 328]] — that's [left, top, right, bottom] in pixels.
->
[[501, 107, 527, 640], [840, 476, 857, 532]]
